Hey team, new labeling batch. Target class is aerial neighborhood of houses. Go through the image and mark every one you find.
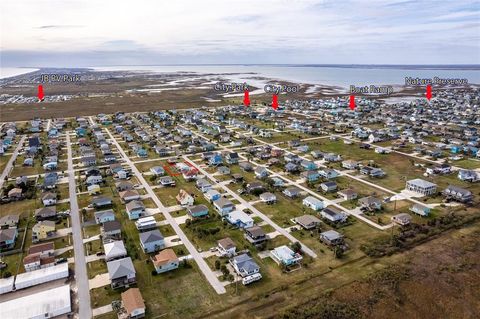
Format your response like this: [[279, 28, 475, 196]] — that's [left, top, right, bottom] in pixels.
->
[[0, 88, 479, 318]]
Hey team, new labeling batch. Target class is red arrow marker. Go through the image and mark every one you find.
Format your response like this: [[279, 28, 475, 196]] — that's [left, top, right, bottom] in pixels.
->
[[37, 85, 44, 101], [243, 90, 250, 107], [272, 94, 278, 110], [426, 84, 432, 100], [349, 95, 355, 110]]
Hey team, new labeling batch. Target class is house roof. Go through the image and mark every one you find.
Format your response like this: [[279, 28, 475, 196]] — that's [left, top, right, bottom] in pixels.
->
[[217, 237, 236, 250], [34, 207, 56, 217], [0, 228, 17, 242], [188, 204, 208, 214], [245, 225, 265, 238], [139, 229, 163, 244], [213, 197, 234, 208], [107, 257, 135, 280], [104, 240, 127, 259], [407, 178, 437, 188], [0, 214, 19, 225], [28, 242, 54, 255], [103, 220, 121, 232], [320, 230, 343, 241], [152, 248, 178, 267], [126, 200, 145, 211], [294, 215, 321, 227]]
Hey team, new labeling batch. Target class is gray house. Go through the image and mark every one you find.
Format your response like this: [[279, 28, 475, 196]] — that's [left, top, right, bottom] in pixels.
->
[[107, 257, 136, 289]]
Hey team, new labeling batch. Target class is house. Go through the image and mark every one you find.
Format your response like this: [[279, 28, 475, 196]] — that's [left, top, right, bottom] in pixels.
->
[[187, 204, 209, 218], [226, 210, 254, 229], [213, 198, 235, 216], [302, 196, 324, 211], [320, 207, 347, 223], [217, 237, 237, 257], [176, 189, 194, 207], [302, 170, 320, 182], [230, 253, 261, 279], [0, 228, 18, 250], [135, 216, 157, 232], [244, 226, 267, 245], [270, 245, 303, 266], [116, 181, 134, 192], [391, 213, 412, 226], [119, 190, 141, 203], [32, 221, 56, 242], [104, 240, 127, 261], [320, 181, 337, 193], [152, 249, 179, 274], [217, 166, 230, 175], [107, 257, 136, 289], [271, 177, 285, 187], [338, 189, 358, 201], [358, 196, 382, 211], [442, 185, 473, 203], [121, 288, 146, 319], [319, 169, 339, 180], [320, 230, 344, 246], [284, 162, 299, 173], [426, 163, 452, 175], [86, 175, 103, 186], [126, 200, 145, 220], [159, 176, 176, 187], [254, 167, 269, 179], [88, 184, 101, 195], [246, 182, 265, 194], [91, 196, 112, 208], [94, 209, 115, 224], [7, 187, 22, 199], [226, 152, 239, 164], [239, 162, 253, 172], [283, 187, 301, 198], [259, 192, 277, 204], [294, 215, 321, 230], [360, 166, 386, 178], [139, 229, 164, 253], [458, 169, 480, 182], [406, 179, 437, 196], [342, 160, 359, 169], [324, 153, 341, 162], [196, 178, 212, 193], [102, 220, 122, 240], [209, 153, 223, 166], [23, 242, 55, 271], [204, 189, 221, 202], [34, 207, 57, 221], [410, 204, 431, 217], [300, 160, 317, 171], [150, 166, 165, 176], [0, 215, 19, 229]]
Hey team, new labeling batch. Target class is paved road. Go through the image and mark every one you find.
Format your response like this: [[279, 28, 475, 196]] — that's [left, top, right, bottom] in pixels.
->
[[104, 127, 226, 294], [0, 135, 26, 189], [66, 132, 92, 319]]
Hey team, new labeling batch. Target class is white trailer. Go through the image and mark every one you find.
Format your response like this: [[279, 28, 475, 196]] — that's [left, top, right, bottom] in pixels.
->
[[14, 262, 69, 290], [0, 276, 14, 294]]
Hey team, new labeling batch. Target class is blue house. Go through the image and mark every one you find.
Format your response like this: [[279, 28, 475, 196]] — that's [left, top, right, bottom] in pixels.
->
[[300, 160, 317, 171], [187, 205, 209, 218], [48, 128, 59, 138], [450, 146, 462, 154], [410, 204, 431, 217], [209, 153, 223, 166], [0, 228, 18, 251], [204, 189, 221, 202], [137, 148, 148, 158], [126, 200, 145, 220], [76, 127, 87, 137], [139, 229, 164, 253], [302, 170, 320, 182]]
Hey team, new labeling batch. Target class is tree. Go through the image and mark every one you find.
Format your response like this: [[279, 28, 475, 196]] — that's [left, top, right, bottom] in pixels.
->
[[215, 260, 221, 270], [291, 241, 302, 253]]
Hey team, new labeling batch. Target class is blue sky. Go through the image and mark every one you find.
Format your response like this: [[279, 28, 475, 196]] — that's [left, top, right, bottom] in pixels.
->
[[1, 0, 479, 66]]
